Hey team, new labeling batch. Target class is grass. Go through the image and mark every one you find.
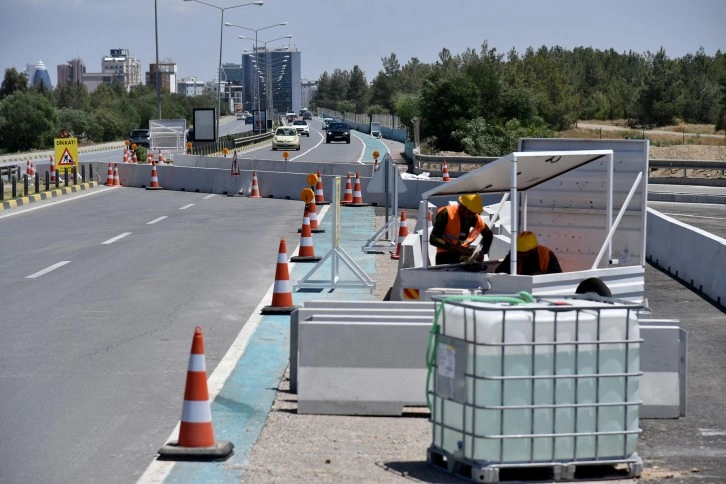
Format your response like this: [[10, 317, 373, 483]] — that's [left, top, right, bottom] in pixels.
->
[[561, 125, 725, 147]]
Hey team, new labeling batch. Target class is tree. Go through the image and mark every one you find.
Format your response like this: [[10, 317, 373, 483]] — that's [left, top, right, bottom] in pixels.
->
[[0, 90, 56, 151], [57, 108, 92, 139], [0, 68, 29, 100], [636, 49, 683, 126], [347, 66, 369, 113], [55, 82, 90, 111], [392, 93, 420, 135]]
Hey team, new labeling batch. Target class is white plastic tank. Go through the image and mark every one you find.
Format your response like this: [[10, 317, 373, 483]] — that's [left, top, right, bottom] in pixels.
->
[[430, 295, 641, 464]]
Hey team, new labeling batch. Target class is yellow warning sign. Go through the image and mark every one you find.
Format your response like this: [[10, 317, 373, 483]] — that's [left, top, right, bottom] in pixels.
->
[[54, 138, 78, 170]]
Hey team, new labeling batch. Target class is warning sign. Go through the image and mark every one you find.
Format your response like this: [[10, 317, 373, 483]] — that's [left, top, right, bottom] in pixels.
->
[[54, 138, 78, 171]]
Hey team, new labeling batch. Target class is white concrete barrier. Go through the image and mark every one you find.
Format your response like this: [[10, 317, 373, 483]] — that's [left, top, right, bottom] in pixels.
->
[[639, 322, 688, 418], [647, 208, 726, 307]]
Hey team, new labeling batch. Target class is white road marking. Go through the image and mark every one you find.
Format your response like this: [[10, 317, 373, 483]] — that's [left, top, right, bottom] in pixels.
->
[[0, 186, 112, 219], [202, 194, 215, 200], [146, 216, 167, 225], [101, 232, 132, 244], [179, 204, 194, 210], [663, 212, 723, 221], [26, 260, 71, 279]]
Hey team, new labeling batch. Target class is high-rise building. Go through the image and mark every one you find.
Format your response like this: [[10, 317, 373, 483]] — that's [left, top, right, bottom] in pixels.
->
[[101, 49, 142, 91], [242, 47, 301, 116], [26, 60, 52, 89], [147, 60, 177, 93], [57, 58, 86, 88], [301, 80, 317, 110]]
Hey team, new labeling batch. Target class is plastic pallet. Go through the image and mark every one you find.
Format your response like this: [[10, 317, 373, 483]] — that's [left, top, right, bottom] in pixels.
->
[[427, 445, 643, 483]]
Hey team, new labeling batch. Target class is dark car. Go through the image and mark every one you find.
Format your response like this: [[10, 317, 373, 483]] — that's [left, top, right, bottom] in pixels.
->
[[325, 122, 350, 144], [129, 128, 150, 147], [303, 111, 312, 120]]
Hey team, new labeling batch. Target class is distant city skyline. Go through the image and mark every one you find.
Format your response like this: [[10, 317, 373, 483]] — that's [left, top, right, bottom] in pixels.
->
[[1, 0, 724, 87]]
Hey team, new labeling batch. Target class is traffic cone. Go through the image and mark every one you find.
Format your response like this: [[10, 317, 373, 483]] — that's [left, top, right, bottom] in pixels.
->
[[307, 200, 325, 233], [348, 171, 369, 206], [341, 172, 353, 204], [147, 152, 154, 164], [26, 160, 31, 176], [123, 148, 129, 163], [442, 159, 451, 182], [290, 205, 321, 263], [158, 149, 165, 164], [113, 163, 121, 186], [391, 210, 410, 260], [261, 238, 299, 315], [104, 163, 114, 186], [157, 327, 233, 461], [248, 171, 262, 198], [31, 162, 35, 176], [50, 158, 56, 184], [146, 161, 162, 190], [314, 169, 329, 205], [132, 151, 138, 164]]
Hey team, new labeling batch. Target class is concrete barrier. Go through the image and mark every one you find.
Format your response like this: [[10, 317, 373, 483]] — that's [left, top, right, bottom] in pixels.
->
[[647, 208, 726, 307], [639, 322, 688, 418]]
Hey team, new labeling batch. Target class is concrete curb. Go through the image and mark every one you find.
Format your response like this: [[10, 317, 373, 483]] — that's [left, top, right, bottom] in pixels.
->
[[0, 181, 99, 211]]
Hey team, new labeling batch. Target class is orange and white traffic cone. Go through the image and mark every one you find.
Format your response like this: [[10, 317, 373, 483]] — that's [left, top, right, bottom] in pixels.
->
[[146, 161, 162, 190], [26, 160, 31, 176], [123, 149, 129, 163], [314, 169, 329, 205], [248, 171, 261, 198], [31, 162, 36, 176], [104, 163, 114, 186], [307, 200, 324, 233], [113, 163, 121, 186], [348, 171, 369, 206], [261, 238, 299, 315], [290, 205, 321, 263], [158, 149, 165, 164], [147, 152, 153, 164], [442, 159, 451, 182], [50, 159, 56, 184], [391, 209, 410, 260], [341, 172, 353, 204], [132, 151, 138, 164], [157, 326, 233, 460]]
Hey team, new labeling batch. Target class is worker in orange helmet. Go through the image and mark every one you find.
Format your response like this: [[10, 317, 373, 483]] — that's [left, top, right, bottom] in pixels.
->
[[495, 231, 562, 275], [429, 193, 493, 265]]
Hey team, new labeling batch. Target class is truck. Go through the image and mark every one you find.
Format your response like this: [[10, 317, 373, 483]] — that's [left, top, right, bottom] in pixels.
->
[[392, 138, 650, 303]]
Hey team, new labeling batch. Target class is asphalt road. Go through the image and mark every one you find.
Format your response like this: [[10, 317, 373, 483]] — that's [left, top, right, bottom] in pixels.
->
[[0, 187, 303, 483]]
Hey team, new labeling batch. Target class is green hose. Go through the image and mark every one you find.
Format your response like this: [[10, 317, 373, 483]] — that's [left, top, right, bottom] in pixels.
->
[[425, 292, 535, 410]]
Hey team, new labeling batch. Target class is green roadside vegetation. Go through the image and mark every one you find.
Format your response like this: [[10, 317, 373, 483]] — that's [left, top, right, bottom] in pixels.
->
[[1, 42, 725, 158]]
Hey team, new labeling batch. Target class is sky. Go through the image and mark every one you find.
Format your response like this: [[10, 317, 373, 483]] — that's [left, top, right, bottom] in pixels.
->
[[1, 0, 724, 88]]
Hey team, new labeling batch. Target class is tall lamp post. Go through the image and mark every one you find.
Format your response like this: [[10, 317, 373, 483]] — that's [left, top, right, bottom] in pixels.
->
[[183, 0, 263, 138], [225, 21, 287, 131], [239, 35, 291, 118]]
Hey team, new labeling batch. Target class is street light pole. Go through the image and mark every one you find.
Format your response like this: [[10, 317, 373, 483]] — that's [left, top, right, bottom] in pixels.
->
[[238, 35, 291, 120], [155, 0, 161, 119], [184, 0, 263, 139], [225, 21, 287, 131]]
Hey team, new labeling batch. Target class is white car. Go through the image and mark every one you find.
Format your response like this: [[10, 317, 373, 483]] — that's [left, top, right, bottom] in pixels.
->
[[322, 117, 334, 130], [292, 120, 310, 137], [271, 127, 301, 151]]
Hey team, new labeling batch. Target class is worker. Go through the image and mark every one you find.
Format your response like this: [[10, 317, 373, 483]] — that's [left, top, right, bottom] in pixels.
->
[[429, 193, 493, 265], [495, 231, 562, 275]]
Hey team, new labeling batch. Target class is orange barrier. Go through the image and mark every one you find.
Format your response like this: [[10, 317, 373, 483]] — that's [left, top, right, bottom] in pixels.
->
[[49, 158, 56, 183], [146, 162, 162, 190], [314, 169, 329, 205], [307, 200, 324, 233], [261, 238, 299, 315], [157, 327, 233, 461], [104, 163, 114, 186], [391, 209, 410, 260], [291, 205, 321, 263], [248, 171, 261, 198], [341, 172, 353, 204], [113, 163, 121, 186], [442, 159, 451, 182]]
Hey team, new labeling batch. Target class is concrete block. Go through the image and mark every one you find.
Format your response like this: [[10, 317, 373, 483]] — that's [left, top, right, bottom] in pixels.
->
[[639, 323, 688, 418]]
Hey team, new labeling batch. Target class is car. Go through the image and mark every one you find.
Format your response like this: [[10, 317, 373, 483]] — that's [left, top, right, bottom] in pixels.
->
[[129, 129, 150, 147], [236, 112, 244, 120], [286, 111, 297, 123], [322, 117, 334, 130], [303, 111, 312, 120], [271, 127, 301, 151], [325, 122, 351, 144], [292, 119, 310, 137], [245, 115, 254, 125]]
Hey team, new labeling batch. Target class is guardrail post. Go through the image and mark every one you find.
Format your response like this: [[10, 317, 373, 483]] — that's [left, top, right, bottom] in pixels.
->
[[45, 170, 49, 190], [81, 164, 86, 183], [34, 172, 39, 194], [72, 165, 77, 185], [0, 177, 4, 201], [64, 168, 69, 186], [55, 170, 60, 188], [12, 175, 17, 198], [23, 174, 28, 196]]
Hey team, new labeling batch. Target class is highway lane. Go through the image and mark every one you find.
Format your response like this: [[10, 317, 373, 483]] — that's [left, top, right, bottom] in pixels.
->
[[649, 201, 726, 239], [0, 187, 303, 483]]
